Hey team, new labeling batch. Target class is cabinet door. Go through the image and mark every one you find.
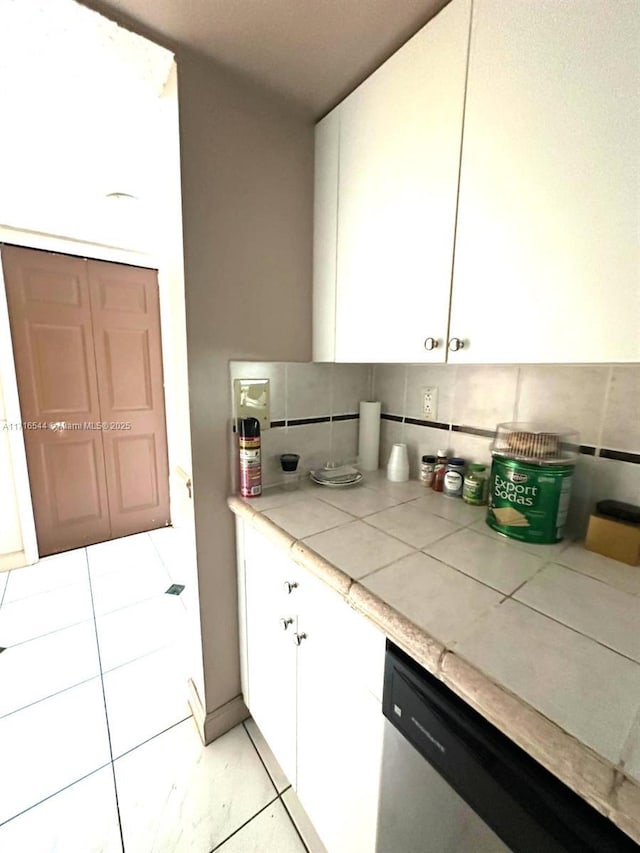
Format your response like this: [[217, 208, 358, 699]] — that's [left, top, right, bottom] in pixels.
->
[[334, 0, 471, 363], [296, 572, 385, 852], [313, 109, 340, 362], [449, 0, 640, 363], [243, 525, 299, 786]]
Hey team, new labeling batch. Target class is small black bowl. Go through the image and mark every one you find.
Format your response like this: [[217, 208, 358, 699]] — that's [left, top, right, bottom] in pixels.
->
[[279, 453, 300, 472]]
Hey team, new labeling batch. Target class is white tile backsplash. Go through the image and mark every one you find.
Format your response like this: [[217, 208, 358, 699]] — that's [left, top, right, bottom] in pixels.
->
[[230, 361, 639, 520], [373, 364, 407, 415], [332, 364, 371, 415], [516, 365, 609, 446], [286, 363, 333, 420], [403, 422, 451, 478], [452, 365, 519, 430], [601, 365, 640, 453]]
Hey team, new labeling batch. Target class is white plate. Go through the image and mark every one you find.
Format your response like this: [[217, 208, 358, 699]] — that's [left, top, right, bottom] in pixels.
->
[[310, 472, 364, 488]]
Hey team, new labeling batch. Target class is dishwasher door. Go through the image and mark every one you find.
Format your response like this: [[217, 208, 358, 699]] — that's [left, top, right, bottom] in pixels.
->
[[379, 643, 638, 853]]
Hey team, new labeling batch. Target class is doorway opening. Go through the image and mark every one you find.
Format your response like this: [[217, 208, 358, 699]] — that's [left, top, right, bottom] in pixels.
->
[[0, 0, 205, 774]]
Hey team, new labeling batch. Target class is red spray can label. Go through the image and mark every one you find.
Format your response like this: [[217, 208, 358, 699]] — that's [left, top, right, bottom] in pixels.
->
[[238, 417, 262, 497]]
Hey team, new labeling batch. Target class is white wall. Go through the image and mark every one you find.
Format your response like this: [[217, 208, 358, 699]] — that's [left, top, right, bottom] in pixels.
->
[[0, 376, 24, 565], [177, 48, 313, 728]]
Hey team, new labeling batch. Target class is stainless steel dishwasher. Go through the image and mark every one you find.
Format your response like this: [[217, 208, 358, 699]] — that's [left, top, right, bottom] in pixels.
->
[[378, 642, 638, 853]]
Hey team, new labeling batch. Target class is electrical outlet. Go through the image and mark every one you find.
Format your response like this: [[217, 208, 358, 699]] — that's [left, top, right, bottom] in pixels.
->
[[421, 387, 438, 421]]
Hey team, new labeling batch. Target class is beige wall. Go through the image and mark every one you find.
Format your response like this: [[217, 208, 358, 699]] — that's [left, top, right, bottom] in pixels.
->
[[177, 50, 313, 720]]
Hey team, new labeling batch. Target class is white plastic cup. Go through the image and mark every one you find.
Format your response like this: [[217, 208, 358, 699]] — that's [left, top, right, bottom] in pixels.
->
[[386, 443, 409, 482]]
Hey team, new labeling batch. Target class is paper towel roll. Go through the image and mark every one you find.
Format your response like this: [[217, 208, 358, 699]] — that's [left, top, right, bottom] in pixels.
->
[[358, 401, 381, 471]]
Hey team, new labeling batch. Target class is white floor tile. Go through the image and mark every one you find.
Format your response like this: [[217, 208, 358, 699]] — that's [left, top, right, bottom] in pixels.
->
[[282, 788, 328, 853], [95, 593, 187, 672], [0, 582, 93, 646], [0, 570, 8, 605], [216, 800, 304, 852], [0, 621, 100, 718], [115, 719, 276, 853], [90, 559, 172, 617], [3, 549, 87, 604], [0, 767, 122, 853], [148, 525, 197, 584], [86, 533, 162, 579], [0, 679, 111, 825], [244, 718, 290, 793], [103, 646, 191, 758]]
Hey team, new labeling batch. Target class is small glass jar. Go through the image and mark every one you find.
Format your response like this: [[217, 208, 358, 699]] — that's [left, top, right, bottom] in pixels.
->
[[432, 449, 448, 492], [443, 457, 465, 498], [463, 463, 488, 505], [419, 455, 436, 487]]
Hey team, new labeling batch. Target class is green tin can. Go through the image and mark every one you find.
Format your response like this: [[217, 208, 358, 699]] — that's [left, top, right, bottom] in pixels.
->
[[487, 455, 574, 544]]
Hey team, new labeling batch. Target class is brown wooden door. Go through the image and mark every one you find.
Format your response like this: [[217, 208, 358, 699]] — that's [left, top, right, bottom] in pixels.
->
[[2, 246, 171, 556], [87, 260, 170, 540], [2, 245, 111, 555]]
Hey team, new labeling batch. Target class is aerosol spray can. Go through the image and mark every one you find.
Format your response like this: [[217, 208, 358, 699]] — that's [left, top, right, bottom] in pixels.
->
[[238, 417, 262, 498]]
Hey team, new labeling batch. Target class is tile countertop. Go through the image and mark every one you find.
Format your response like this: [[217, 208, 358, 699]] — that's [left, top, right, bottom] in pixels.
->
[[227, 472, 640, 843]]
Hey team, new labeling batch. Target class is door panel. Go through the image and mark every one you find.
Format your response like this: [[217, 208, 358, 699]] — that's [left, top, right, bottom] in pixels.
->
[[88, 261, 170, 539], [2, 245, 111, 555], [111, 433, 159, 512], [449, 0, 640, 363], [335, 0, 471, 362], [42, 439, 106, 525]]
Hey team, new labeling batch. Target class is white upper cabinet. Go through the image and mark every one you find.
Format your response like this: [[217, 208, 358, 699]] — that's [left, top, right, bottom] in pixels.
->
[[328, 0, 472, 363], [449, 0, 640, 363]]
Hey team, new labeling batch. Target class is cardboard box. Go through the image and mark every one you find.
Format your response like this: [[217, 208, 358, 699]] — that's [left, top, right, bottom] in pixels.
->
[[585, 514, 640, 566]]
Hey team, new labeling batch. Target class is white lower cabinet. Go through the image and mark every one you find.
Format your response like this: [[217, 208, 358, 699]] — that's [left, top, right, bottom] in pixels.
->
[[241, 523, 300, 786], [237, 520, 386, 851]]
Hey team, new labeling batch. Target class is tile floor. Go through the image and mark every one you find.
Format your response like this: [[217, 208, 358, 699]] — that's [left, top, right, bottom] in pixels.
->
[[0, 529, 322, 852]]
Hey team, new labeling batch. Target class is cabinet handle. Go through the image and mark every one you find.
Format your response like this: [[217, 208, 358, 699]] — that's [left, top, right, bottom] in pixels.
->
[[448, 337, 465, 352], [423, 337, 439, 351], [279, 617, 294, 631], [283, 581, 298, 594], [293, 632, 307, 646]]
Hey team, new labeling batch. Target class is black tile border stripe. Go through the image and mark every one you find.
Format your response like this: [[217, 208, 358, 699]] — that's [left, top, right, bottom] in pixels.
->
[[287, 416, 331, 427], [599, 448, 640, 464], [579, 445, 597, 457], [380, 413, 403, 423], [451, 424, 495, 439], [271, 414, 359, 429], [404, 417, 449, 431]]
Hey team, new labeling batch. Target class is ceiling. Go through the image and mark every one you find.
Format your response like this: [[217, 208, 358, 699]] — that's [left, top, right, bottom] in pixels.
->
[[0, 0, 177, 250], [79, 0, 450, 117]]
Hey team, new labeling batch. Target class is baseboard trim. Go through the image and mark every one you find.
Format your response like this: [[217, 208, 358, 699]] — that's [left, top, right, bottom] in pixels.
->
[[187, 679, 249, 746], [0, 550, 30, 572]]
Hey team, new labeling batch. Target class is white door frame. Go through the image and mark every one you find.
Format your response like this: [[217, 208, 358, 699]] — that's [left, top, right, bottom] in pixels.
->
[[0, 223, 175, 565]]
